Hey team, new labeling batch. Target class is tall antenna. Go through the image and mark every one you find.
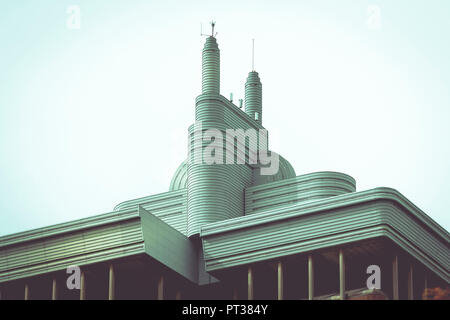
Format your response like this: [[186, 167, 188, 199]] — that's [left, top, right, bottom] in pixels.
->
[[211, 21, 216, 36], [200, 23, 208, 37], [252, 39, 255, 71]]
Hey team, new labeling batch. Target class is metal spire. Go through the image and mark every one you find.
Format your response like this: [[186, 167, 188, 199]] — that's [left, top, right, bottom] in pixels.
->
[[211, 21, 216, 37], [252, 39, 255, 71]]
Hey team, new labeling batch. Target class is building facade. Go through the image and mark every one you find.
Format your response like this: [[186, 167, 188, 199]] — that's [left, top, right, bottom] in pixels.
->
[[0, 33, 449, 300]]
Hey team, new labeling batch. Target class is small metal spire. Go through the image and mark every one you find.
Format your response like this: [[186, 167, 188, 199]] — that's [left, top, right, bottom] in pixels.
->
[[252, 39, 255, 71], [211, 21, 216, 37]]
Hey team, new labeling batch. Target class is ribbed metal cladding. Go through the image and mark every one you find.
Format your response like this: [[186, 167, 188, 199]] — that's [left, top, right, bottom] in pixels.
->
[[202, 36, 220, 94], [200, 188, 450, 282], [115, 189, 188, 235], [187, 163, 252, 237], [252, 155, 296, 186], [246, 171, 356, 215], [170, 160, 188, 191], [188, 39, 256, 237], [245, 71, 262, 124], [0, 211, 144, 282], [187, 116, 253, 237]]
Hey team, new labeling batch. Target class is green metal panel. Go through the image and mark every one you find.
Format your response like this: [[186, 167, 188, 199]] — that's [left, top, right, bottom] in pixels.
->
[[187, 162, 252, 237], [0, 208, 138, 248], [172, 155, 296, 192], [0, 188, 188, 283], [139, 206, 198, 283], [245, 171, 356, 215], [245, 71, 262, 123], [251, 154, 296, 186], [201, 187, 450, 283], [114, 189, 187, 235], [170, 160, 188, 191], [0, 208, 144, 283], [186, 36, 285, 238], [202, 36, 220, 94], [221, 95, 263, 131], [0, 192, 192, 283], [186, 38, 258, 237]]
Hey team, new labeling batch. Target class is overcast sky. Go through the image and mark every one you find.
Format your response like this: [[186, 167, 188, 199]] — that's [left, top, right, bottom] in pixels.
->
[[1, 0, 449, 236]]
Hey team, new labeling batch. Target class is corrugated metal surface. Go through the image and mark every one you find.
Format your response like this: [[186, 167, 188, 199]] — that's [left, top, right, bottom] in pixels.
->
[[222, 97, 262, 131], [202, 36, 220, 94], [187, 36, 264, 237], [187, 162, 253, 237], [252, 154, 296, 186], [114, 189, 187, 235], [188, 94, 260, 238], [0, 188, 191, 283], [0, 208, 138, 248], [201, 187, 450, 283], [245, 71, 262, 124], [0, 208, 144, 283], [170, 160, 188, 191], [139, 206, 198, 283], [170, 156, 296, 191], [245, 171, 356, 215]]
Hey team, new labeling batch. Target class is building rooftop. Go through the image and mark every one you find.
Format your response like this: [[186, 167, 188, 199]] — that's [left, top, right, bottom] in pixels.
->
[[0, 29, 449, 300]]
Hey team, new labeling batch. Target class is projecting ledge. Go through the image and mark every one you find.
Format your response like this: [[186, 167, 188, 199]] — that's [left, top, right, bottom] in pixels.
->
[[200, 187, 448, 240], [138, 206, 198, 284], [200, 188, 450, 282]]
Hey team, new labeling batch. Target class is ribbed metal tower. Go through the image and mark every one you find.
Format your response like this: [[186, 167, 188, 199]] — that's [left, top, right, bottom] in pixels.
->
[[202, 36, 220, 94], [245, 71, 262, 124], [187, 36, 253, 237]]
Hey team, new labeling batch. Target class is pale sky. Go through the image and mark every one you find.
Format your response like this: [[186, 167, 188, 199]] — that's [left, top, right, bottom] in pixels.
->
[[1, 0, 449, 236]]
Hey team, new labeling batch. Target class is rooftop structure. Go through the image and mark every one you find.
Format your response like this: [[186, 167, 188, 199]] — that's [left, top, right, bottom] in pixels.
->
[[0, 29, 448, 300]]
